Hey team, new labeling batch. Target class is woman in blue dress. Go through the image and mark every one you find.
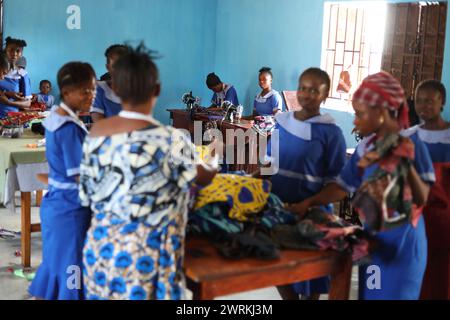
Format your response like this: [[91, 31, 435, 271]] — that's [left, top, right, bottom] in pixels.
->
[[252, 67, 283, 117], [80, 44, 216, 300], [206, 72, 239, 107], [289, 72, 435, 300], [29, 62, 96, 300], [259, 68, 347, 299], [410, 80, 450, 299], [0, 37, 31, 117]]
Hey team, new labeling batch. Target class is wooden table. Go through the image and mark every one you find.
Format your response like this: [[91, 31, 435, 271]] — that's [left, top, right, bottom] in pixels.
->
[[168, 109, 263, 173], [184, 237, 352, 300], [0, 131, 46, 268]]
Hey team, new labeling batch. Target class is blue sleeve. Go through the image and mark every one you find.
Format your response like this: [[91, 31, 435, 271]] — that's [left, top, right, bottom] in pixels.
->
[[410, 133, 436, 184], [91, 85, 105, 114], [226, 86, 239, 105], [336, 146, 362, 193], [19, 74, 32, 98], [273, 93, 283, 112], [324, 127, 347, 184], [58, 123, 85, 177]]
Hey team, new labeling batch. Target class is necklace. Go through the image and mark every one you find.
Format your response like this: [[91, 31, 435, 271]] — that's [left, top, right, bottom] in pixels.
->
[[58, 102, 88, 133]]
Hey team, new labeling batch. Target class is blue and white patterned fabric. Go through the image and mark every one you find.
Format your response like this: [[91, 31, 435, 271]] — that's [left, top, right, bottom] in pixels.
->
[[90, 81, 122, 118], [79, 124, 198, 300]]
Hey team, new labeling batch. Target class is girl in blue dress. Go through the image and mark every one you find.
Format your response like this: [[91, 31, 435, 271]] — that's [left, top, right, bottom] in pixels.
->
[[289, 72, 435, 300], [206, 72, 239, 107], [0, 37, 31, 117], [252, 67, 283, 116], [90, 44, 128, 122], [261, 68, 347, 299], [409, 80, 450, 300], [29, 62, 96, 300]]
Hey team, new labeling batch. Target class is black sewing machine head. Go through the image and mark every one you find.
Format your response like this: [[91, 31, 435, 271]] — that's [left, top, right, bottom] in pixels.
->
[[221, 101, 237, 122], [182, 91, 200, 111]]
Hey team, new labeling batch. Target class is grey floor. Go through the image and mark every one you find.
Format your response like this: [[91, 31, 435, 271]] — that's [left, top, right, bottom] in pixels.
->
[[0, 193, 359, 300]]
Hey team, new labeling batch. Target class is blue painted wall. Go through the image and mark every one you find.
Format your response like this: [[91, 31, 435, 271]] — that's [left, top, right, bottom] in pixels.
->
[[215, 0, 450, 147], [4, 0, 450, 147], [3, 0, 217, 124]]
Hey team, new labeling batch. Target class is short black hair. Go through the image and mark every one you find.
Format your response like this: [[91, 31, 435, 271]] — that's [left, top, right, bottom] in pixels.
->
[[112, 43, 160, 105], [416, 79, 446, 105], [5, 36, 27, 48], [259, 67, 273, 78], [57, 62, 96, 93], [206, 73, 221, 88], [300, 67, 331, 93], [104, 44, 128, 63], [0, 53, 9, 71], [39, 79, 51, 87]]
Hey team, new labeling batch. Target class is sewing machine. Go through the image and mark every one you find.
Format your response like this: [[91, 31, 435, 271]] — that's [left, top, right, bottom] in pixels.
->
[[182, 91, 201, 112]]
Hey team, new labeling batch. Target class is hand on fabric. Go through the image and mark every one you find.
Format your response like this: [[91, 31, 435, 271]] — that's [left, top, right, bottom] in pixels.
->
[[286, 199, 311, 219]]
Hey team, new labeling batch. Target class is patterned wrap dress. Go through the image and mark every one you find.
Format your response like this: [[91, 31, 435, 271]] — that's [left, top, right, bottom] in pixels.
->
[[79, 125, 197, 300]]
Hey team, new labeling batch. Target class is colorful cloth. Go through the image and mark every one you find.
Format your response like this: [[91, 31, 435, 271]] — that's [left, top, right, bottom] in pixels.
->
[[351, 133, 417, 232], [352, 71, 409, 129], [79, 125, 197, 300], [194, 174, 271, 222]]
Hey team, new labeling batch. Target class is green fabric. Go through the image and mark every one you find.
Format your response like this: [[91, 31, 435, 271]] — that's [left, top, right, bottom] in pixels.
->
[[0, 130, 46, 203]]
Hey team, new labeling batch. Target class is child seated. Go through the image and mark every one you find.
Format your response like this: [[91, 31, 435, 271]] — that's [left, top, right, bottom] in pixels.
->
[[32, 80, 55, 110]]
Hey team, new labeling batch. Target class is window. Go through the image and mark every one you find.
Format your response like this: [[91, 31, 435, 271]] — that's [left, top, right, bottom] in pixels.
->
[[320, 1, 447, 113], [320, 1, 387, 112]]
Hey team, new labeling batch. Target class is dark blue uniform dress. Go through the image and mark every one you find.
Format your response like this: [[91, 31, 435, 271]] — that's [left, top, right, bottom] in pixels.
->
[[267, 112, 347, 296], [337, 131, 435, 299], [29, 105, 91, 300]]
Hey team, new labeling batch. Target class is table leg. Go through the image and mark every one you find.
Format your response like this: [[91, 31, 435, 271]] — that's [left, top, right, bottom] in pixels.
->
[[328, 255, 352, 300], [21, 192, 32, 268], [36, 190, 43, 207]]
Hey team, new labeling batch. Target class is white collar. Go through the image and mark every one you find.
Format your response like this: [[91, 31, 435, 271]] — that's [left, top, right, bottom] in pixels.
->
[[256, 89, 276, 100], [5, 68, 23, 80], [275, 112, 336, 140], [410, 125, 450, 144], [43, 104, 88, 133], [97, 81, 122, 104]]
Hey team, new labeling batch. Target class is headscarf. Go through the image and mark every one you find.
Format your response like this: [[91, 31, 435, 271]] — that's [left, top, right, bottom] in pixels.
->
[[353, 71, 410, 129]]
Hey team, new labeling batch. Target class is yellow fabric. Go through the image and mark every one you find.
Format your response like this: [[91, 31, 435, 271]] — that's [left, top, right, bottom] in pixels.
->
[[195, 145, 213, 163], [194, 174, 272, 222]]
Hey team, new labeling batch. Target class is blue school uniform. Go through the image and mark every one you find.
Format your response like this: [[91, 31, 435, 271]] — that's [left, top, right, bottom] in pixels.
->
[[211, 84, 239, 107], [267, 112, 347, 295], [336, 131, 435, 300], [29, 105, 91, 300], [253, 89, 283, 116], [90, 81, 122, 118], [0, 68, 31, 117], [36, 94, 56, 110]]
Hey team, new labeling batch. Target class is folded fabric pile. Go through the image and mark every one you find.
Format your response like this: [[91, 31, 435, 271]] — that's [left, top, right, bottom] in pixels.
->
[[188, 174, 371, 262]]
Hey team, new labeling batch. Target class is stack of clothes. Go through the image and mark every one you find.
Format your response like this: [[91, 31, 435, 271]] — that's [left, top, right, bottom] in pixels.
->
[[188, 174, 371, 262]]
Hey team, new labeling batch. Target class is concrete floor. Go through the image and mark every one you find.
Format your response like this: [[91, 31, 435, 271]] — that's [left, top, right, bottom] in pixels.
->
[[0, 194, 359, 300]]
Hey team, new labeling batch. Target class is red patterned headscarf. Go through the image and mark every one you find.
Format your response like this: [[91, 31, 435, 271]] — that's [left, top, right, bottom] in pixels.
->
[[353, 71, 410, 129]]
